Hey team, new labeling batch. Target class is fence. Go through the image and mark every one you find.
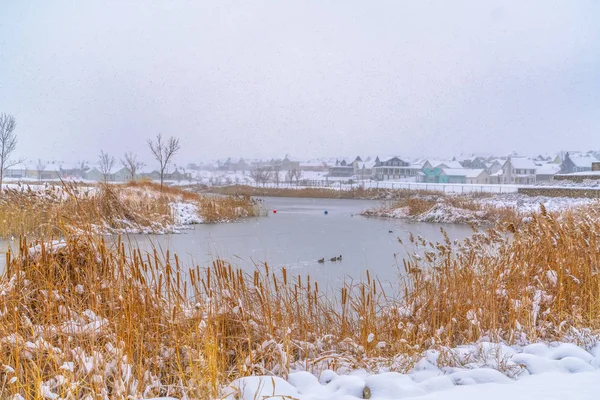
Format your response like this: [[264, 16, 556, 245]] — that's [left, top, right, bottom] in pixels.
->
[[234, 179, 521, 194]]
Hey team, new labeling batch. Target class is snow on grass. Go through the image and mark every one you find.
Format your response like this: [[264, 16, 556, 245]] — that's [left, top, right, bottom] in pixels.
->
[[479, 193, 597, 213], [223, 341, 600, 399], [364, 193, 599, 225], [412, 203, 487, 224], [170, 202, 204, 225]]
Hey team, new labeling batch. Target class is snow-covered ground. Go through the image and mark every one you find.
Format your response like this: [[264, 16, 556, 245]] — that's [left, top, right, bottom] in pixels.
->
[[479, 194, 597, 214], [221, 341, 600, 400], [363, 194, 599, 224]]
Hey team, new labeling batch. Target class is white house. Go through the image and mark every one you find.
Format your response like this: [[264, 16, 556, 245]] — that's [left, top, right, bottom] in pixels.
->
[[535, 163, 561, 182], [354, 160, 376, 180], [373, 157, 419, 180], [464, 169, 489, 185], [501, 158, 537, 184]]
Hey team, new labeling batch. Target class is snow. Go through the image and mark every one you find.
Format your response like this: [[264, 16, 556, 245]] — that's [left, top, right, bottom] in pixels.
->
[[462, 169, 486, 179], [535, 163, 561, 175], [221, 341, 600, 400], [480, 194, 597, 214], [364, 193, 598, 224], [427, 160, 464, 170], [440, 168, 469, 176], [568, 155, 597, 169], [558, 170, 600, 177], [414, 204, 486, 224], [170, 202, 204, 225], [508, 158, 538, 170]]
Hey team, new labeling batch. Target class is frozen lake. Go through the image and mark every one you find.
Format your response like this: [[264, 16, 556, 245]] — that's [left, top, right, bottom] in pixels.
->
[[0, 197, 475, 292], [118, 197, 475, 292]]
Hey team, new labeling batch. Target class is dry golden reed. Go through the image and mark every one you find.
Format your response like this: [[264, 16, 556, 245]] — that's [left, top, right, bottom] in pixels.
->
[[1, 203, 600, 398], [0, 182, 259, 238]]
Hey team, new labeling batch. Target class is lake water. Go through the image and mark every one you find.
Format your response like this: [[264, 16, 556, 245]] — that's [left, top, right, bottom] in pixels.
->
[[119, 197, 475, 293], [0, 197, 475, 293]]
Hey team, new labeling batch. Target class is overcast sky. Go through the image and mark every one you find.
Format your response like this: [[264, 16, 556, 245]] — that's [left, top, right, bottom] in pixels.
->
[[1, 1, 599, 164]]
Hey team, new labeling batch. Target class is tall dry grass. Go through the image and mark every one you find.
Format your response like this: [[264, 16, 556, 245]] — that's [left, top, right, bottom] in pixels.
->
[[394, 204, 600, 349], [2, 204, 600, 398], [369, 193, 522, 225], [0, 182, 260, 238]]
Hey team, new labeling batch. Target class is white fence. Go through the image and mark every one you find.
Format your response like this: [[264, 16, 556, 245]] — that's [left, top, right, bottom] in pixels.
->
[[236, 180, 521, 194]]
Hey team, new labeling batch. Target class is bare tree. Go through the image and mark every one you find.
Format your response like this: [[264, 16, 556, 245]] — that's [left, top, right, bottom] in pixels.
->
[[251, 167, 272, 186], [36, 159, 47, 183], [147, 134, 181, 190], [98, 150, 115, 183], [285, 169, 294, 186], [0, 113, 20, 191], [121, 152, 145, 181], [286, 169, 303, 186], [273, 170, 282, 187], [293, 169, 303, 186]]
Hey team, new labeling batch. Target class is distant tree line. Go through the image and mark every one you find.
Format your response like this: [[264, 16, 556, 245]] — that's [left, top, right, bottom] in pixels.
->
[[0, 111, 182, 193]]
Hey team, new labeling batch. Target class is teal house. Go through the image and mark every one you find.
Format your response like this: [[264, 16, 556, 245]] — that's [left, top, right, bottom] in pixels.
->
[[418, 168, 442, 183], [418, 168, 467, 184]]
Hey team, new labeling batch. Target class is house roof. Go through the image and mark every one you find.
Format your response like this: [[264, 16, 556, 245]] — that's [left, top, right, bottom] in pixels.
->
[[357, 161, 376, 169], [441, 168, 468, 177], [463, 169, 487, 178], [381, 156, 408, 163], [299, 161, 326, 167], [508, 158, 537, 170], [569, 155, 596, 168], [428, 160, 464, 169], [535, 163, 561, 175]]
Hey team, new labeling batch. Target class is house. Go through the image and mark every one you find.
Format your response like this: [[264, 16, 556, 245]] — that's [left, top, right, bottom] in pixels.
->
[[488, 169, 504, 185], [439, 169, 467, 184], [327, 159, 355, 178], [354, 160, 376, 180], [84, 167, 107, 182], [5, 162, 29, 179], [138, 165, 161, 181], [485, 160, 503, 175], [30, 161, 61, 181], [501, 158, 537, 184], [464, 169, 489, 185], [535, 163, 561, 182], [299, 160, 328, 172], [418, 167, 442, 183], [373, 157, 417, 180], [59, 161, 90, 180], [281, 156, 300, 171], [113, 167, 131, 182], [165, 167, 192, 181], [560, 153, 598, 174], [460, 157, 488, 169]]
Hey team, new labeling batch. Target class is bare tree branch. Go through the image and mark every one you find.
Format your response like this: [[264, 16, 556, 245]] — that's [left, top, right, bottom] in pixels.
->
[[273, 170, 282, 187], [147, 134, 181, 190], [36, 159, 47, 182], [121, 152, 145, 181], [285, 169, 303, 187], [251, 167, 272, 186], [98, 150, 116, 183], [0, 113, 21, 191]]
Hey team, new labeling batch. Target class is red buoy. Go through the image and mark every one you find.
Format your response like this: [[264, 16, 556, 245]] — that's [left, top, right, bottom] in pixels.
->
[[273, 209, 277, 214]]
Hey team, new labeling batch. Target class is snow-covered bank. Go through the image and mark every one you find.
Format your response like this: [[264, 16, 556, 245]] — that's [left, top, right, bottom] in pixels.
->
[[224, 341, 600, 399], [363, 193, 599, 225], [480, 193, 597, 213], [0, 182, 261, 238]]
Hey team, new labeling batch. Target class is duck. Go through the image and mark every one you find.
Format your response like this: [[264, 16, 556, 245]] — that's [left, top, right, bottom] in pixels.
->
[[388, 230, 393, 233], [336, 255, 342, 261], [330, 257, 338, 262], [317, 258, 325, 264]]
